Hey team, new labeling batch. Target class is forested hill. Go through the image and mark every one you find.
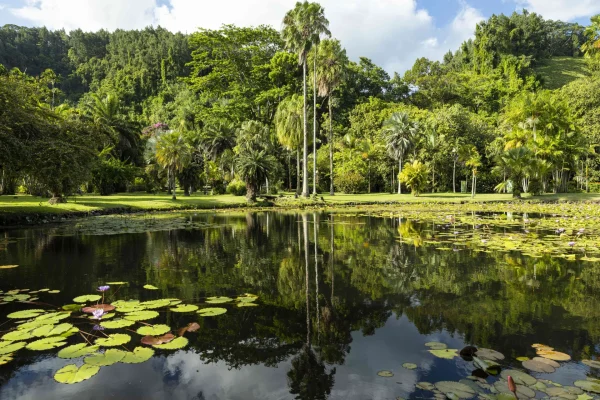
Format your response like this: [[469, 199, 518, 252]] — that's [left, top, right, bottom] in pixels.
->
[[1, 8, 600, 200]]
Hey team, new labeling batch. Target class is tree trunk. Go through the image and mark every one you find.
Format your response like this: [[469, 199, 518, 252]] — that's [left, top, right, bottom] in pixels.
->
[[432, 163, 435, 193], [246, 182, 256, 201], [302, 214, 311, 347], [313, 46, 318, 196], [329, 97, 334, 196], [398, 156, 403, 194], [302, 59, 309, 198], [452, 158, 456, 193], [171, 168, 176, 200], [368, 159, 371, 194], [296, 149, 301, 195]]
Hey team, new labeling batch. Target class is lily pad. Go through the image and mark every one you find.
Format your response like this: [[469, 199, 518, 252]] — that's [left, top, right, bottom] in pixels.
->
[[62, 304, 81, 312], [17, 317, 61, 330], [516, 357, 530, 362], [95, 333, 131, 347], [73, 295, 102, 303], [574, 381, 600, 394], [435, 381, 476, 399], [47, 290, 60, 294], [377, 370, 394, 377], [476, 348, 505, 361], [473, 356, 501, 375], [26, 336, 67, 351], [152, 336, 188, 350], [32, 323, 74, 338], [140, 299, 171, 309], [58, 343, 100, 359], [100, 319, 135, 329], [124, 311, 159, 321], [178, 322, 200, 336], [3, 329, 34, 341], [417, 382, 436, 391], [170, 304, 199, 313], [0, 341, 26, 355], [500, 370, 537, 386], [0, 354, 13, 365], [143, 284, 159, 290], [54, 364, 100, 384], [494, 381, 536, 399], [121, 347, 154, 364], [523, 358, 556, 373], [36, 311, 71, 321], [0, 265, 18, 269], [429, 349, 459, 359], [82, 304, 116, 313], [425, 342, 448, 350], [402, 362, 418, 370], [7, 309, 44, 319], [136, 325, 171, 336], [198, 307, 227, 317], [237, 302, 258, 307], [84, 349, 126, 366], [582, 360, 600, 369], [206, 296, 233, 304], [106, 282, 128, 285], [537, 350, 571, 361]]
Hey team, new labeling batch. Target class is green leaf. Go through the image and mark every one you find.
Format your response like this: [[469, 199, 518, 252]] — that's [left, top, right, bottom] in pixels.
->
[[54, 364, 100, 384], [377, 370, 393, 377], [237, 302, 258, 307], [62, 304, 81, 312], [115, 306, 146, 313], [95, 333, 131, 347], [136, 325, 171, 336], [106, 282, 128, 285], [0, 354, 13, 365], [100, 319, 135, 329], [58, 343, 100, 359], [73, 295, 102, 303], [500, 369, 537, 386], [425, 341, 447, 350], [121, 347, 154, 364], [17, 317, 61, 330], [26, 336, 67, 351], [124, 310, 159, 321], [574, 381, 600, 394], [402, 362, 417, 370], [236, 294, 258, 303], [140, 299, 171, 309], [143, 284, 159, 290], [206, 296, 233, 304], [47, 290, 60, 294], [582, 360, 600, 369], [152, 336, 188, 350], [197, 307, 227, 317], [59, 327, 80, 338], [84, 349, 127, 366], [0, 341, 26, 355], [32, 323, 74, 338], [35, 311, 71, 321], [428, 349, 459, 359], [2, 329, 34, 341], [111, 300, 140, 308], [170, 304, 198, 313], [7, 309, 44, 319], [435, 381, 476, 399]]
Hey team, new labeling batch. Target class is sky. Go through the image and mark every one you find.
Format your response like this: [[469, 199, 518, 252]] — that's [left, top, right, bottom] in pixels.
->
[[0, 0, 598, 74]]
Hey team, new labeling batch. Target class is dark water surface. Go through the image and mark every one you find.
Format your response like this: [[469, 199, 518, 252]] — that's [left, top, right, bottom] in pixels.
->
[[0, 211, 599, 400]]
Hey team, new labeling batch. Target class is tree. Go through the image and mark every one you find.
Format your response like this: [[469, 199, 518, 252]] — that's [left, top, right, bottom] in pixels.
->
[[313, 38, 347, 195], [382, 112, 418, 194], [463, 145, 482, 198], [155, 132, 192, 200], [282, 1, 330, 198], [275, 95, 304, 194], [582, 15, 600, 70], [399, 160, 429, 196], [497, 147, 532, 198]]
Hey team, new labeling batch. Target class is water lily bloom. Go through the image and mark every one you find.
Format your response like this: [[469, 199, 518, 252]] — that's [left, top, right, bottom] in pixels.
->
[[481, 239, 488, 244], [568, 241, 576, 247], [93, 324, 104, 331], [92, 309, 105, 320], [97, 285, 110, 292]]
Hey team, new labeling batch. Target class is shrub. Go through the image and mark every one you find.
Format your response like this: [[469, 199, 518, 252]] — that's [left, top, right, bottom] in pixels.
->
[[227, 179, 247, 196], [92, 158, 137, 195], [336, 171, 366, 194], [399, 160, 429, 196]]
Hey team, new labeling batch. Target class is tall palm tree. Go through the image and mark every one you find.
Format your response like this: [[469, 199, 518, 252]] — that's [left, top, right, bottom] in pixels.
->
[[382, 112, 418, 194], [155, 132, 192, 200], [275, 95, 304, 194], [463, 145, 482, 198], [314, 39, 347, 195], [282, 1, 330, 198]]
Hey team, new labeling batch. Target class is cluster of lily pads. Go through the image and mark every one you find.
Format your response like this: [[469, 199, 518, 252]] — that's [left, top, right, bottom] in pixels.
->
[[0, 283, 259, 384], [377, 341, 600, 400]]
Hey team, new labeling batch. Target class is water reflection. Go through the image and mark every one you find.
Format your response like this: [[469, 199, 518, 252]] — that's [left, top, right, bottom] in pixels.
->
[[0, 211, 599, 399]]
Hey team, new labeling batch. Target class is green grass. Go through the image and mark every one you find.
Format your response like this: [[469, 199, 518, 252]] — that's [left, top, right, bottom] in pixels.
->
[[2, 191, 600, 218], [535, 56, 589, 89]]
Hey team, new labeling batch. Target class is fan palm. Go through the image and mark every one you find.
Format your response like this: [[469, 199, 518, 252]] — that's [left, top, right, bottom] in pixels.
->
[[282, 1, 330, 197], [275, 95, 304, 194], [382, 112, 418, 194], [236, 148, 277, 201], [155, 132, 192, 200]]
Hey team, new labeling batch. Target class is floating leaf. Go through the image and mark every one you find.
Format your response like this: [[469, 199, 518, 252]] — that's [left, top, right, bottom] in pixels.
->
[[116, 305, 146, 313], [26, 336, 67, 351], [428, 349, 459, 359], [473, 356, 501, 375], [152, 336, 188, 350], [0, 341, 26, 355], [84, 349, 126, 366], [95, 333, 131, 347], [237, 295, 258, 303], [124, 310, 159, 321], [62, 304, 81, 312], [178, 323, 200, 336], [197, 307, 227, 317], [476, 348, 505, 361], [417, 382, 435, 391], [523, 357, 559, 373], [237, 302, 258, 308], [47, 290, 60, 294], [402, 362, 417, 370], [136, 325, 171, 336], [435, 381, 476, 399], [377, 370, 393, 377], [17, 317, 61, 330], [140, 336, 163, 345], [7, 309, 44, 319], [500, 370, 536, 386], [170, 304, 198, 313], [206, 296, 233, 304], [121, 347, 154, 364], [58, 343, 100, 359], [2, 329, 34, 341], [516, 357, 530, 362], [100, 319, 135, 329], [111, 300, 140, 308], [106, 282, 127, 285], [537, 350, 571, 361], [36, 311, 71, 321], [73, 295, 102, 303], [582, 360, 600, 369], [54, 364, 100, 384], [89, 313, 114, 320], [0, 265, 18, 269], [577, 394, 593, 400], [140, 299, 171, 309], [575, 381, 600, 394], [143, 284, 159, 290], [494, 381, 535, 399], [82, 304, 115, 313], [32, 323, 74, 338], [0, 354, 13, 365], [425, 341, 448, 350]]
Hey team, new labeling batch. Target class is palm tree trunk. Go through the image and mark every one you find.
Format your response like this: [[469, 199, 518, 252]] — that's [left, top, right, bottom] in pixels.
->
[[302, 59, 309, 198], [313, 213, 319, 338], [398, 156, 403, 194], [297, 149, 301, 195], [171, 167, 176, 200], [329, 97, 334, 196], [312, 46, 318, 196], [453, 158, 456, 193], [432, 163, 435, 193], [368, 159, 371, 194], [302, 214, 310, 347]]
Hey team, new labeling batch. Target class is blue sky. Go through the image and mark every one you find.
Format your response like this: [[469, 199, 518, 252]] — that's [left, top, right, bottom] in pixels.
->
[[0, 0, 597, 73]]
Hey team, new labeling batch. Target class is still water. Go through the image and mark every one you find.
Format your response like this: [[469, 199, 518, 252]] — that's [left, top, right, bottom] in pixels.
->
[[0, 211, 599, 400]]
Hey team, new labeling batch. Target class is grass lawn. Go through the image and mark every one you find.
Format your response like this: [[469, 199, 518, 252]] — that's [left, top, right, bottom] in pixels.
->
[[2, 191, 600, 217], [535, 56, 589, 89]]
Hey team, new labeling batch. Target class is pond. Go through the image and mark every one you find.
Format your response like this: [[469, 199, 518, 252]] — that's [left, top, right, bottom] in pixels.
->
[[0, 210, 600, 400]]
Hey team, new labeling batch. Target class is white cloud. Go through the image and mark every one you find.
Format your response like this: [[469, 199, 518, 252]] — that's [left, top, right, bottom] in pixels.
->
[[514, 0, 600, 21], [8, 0, 485, 74]]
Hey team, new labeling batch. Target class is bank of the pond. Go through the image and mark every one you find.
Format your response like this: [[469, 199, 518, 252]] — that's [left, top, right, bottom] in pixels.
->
[[1, 192, 600, 226]]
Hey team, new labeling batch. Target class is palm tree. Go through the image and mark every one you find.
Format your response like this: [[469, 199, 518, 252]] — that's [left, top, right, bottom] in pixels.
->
[[236, 148, 277, 201], [422, 123, 444, 193], [282, 1, 330, 198], [498, 147, 532, 198], [463, 145, 482, 198], [382, 112, 418, 194], [155, 132, 192, 200], [314, 39, 347, 195], [275, 95, 304, 194]]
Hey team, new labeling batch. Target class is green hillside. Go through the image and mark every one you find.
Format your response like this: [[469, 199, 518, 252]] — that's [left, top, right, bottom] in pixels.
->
[[536, 56, 589, 89]]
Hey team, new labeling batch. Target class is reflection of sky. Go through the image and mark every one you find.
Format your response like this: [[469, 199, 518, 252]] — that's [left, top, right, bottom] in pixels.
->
[[0, 314, 471, 400]]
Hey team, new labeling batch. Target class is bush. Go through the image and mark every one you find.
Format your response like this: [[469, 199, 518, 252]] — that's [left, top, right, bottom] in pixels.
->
[[92, 158, 137, 195], [227, 179, 247, 196], [212, 181, 227, 195], [336, 171, 366, 194]]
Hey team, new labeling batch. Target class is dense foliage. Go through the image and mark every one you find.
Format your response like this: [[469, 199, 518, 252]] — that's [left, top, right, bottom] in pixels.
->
[[2, 7, 600, 200]]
